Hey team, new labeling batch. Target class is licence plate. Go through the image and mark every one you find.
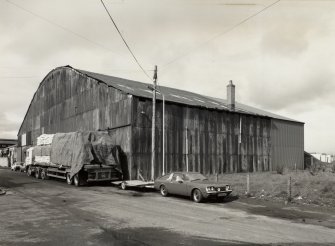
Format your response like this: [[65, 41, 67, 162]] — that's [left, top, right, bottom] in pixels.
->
[[218, 193, 227, 197]]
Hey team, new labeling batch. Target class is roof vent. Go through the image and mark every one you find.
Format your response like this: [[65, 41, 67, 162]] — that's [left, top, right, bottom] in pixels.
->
[[227, 80, 235, 110]]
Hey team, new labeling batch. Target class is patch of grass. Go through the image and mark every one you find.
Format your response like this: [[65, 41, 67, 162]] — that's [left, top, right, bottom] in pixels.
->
[[208, 171, 335, 207]]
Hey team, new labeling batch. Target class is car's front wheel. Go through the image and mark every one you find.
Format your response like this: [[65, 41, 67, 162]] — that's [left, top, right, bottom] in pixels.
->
[[192, 189, 203, 203], [160, 185, 168, 197]]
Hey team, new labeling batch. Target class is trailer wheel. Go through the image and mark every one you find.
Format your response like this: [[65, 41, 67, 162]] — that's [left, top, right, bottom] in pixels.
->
[[74, 174, 80, 187], [41, 169, 49, 180], [34, 168, 41, 179], [66, 173, 73, 185], [120, 182, 127, 190], [74, 171, 88, 187], [27, 167, 32, 177]]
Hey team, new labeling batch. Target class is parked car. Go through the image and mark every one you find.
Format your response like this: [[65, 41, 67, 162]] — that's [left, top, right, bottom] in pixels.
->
[[154, 172, 232, 203], [11, 162, 25, 172]]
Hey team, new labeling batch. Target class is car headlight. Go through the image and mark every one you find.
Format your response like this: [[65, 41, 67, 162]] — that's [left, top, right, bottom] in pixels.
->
[[226, 185, 231, 191], [206, 186, 216, 192]]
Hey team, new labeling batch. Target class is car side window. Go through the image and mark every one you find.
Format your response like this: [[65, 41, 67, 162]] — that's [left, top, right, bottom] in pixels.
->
[[173, 174, 184, 182], [167, 173, 173, 181]]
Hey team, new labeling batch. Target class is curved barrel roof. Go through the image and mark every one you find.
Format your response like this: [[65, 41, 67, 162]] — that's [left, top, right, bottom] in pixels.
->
[[76, 67, 302, 123]]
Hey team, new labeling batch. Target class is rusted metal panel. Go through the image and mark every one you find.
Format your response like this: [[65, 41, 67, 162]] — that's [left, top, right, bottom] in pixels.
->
[[131, 97, 273, 180], [271, 119, 304, 171]]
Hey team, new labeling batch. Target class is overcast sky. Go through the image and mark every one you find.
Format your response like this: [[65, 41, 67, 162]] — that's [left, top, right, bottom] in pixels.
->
[[0, 0, 334, 154]]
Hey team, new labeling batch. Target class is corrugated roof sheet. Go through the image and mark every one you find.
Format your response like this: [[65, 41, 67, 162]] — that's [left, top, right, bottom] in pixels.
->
[[75, 67, 302, 123]]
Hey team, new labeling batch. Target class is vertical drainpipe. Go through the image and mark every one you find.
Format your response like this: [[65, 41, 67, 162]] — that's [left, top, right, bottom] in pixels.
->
[[239, 115, 242, 172], [185, 106, 189, 172], [186, 126, 189, 172]]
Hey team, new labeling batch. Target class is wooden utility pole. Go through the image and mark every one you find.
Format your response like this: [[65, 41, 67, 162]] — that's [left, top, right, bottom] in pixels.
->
[[151, 65, 157, 181]]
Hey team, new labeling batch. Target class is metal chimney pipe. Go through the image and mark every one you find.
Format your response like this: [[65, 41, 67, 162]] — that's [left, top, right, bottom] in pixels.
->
[[227, 80, 235, 110]]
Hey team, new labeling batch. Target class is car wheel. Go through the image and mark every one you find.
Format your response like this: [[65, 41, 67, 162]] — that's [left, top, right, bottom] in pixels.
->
[[192, 189, 203, 203], [66, 173, 73, 185], [160, 185, 168, 197]]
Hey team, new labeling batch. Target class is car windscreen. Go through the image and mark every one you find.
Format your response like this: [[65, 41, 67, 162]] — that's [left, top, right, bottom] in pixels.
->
[[185, 173, 208, 181]]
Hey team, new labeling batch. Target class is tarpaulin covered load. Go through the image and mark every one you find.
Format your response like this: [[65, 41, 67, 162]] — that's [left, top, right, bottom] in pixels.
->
[[35, 156, 50, 163], [32, 145, 52, 157], [37, 134, 54, 146], [50, 131, 120, 178]]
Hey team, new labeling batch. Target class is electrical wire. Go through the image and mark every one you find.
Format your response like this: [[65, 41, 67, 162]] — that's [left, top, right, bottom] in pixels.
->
[[161, 0, 281, 70], [0, 76, 40, 78], [100, 0, 153, 81], [4, 0, 118, 54]]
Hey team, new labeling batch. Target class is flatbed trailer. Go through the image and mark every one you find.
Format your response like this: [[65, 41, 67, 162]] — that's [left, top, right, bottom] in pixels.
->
[[26, 163, 121, 186], [112, 180, 155, 190], [112, 173, 154, 190]]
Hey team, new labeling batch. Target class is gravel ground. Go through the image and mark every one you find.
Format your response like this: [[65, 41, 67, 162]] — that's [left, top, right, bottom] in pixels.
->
[[1, 168, 335, 246]]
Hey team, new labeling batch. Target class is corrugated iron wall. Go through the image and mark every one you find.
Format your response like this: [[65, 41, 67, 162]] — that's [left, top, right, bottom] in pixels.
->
[[131, 97, 272, 180], [18, 67, 132, 165], [18, 66, 304, 178], [271, 119, 304, 171]]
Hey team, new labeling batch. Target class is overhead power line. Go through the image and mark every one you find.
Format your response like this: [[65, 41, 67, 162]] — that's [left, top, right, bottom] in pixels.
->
[[0, 76, 39, 78], [4, 0, 118, 54], [100, 0, 152, 81], [161, 0, 281, 70]]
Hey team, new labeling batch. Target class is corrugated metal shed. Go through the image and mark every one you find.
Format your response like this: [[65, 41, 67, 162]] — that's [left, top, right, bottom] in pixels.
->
[[76, 67, 302, 124], [16, 66, 305, 179]]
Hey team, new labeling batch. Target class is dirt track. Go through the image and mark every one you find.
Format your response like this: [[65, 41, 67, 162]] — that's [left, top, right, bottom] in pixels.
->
[[0, 168, 335, 245]]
